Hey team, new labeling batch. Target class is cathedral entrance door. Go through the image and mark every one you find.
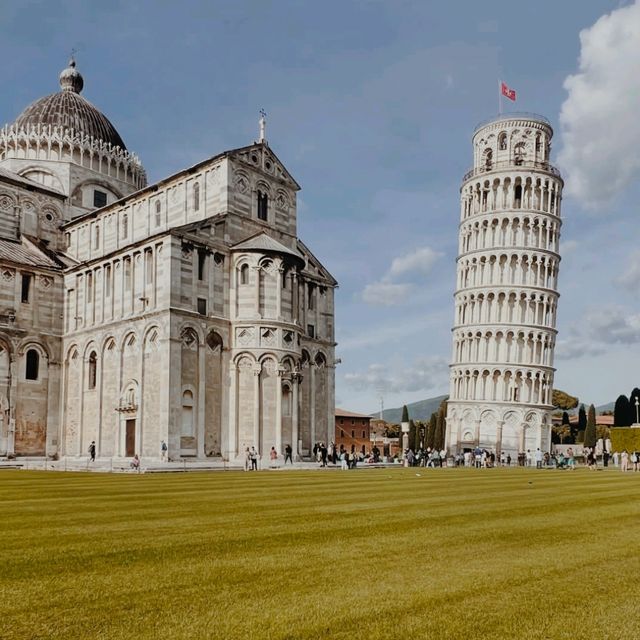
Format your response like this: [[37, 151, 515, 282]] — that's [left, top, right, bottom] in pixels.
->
[[125, 420, 136, 456]]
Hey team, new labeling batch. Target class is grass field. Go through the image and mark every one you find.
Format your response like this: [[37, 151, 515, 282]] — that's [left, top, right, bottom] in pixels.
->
[[1, 467, 639, 640]]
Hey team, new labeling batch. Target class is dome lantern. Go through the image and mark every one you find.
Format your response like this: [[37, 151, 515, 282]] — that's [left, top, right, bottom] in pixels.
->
[[59, 58, 84, 94]]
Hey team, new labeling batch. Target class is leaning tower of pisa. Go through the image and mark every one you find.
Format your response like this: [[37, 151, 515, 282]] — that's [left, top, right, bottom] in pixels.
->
[[446, 113, 563, 457]]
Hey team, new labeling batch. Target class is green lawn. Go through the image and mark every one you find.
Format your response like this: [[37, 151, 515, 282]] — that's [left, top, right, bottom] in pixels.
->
[[1, 468, 639, 640]]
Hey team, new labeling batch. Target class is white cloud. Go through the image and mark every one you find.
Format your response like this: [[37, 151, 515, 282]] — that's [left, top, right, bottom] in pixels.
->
[[361, 245, 442, 307], [617, 250, 640, 292], [556, 305, 640, 359], [344, 356, 449, 394], [389, 247, 443, 278], [362, 281, 413, 306], [558, 1, 640, 207]]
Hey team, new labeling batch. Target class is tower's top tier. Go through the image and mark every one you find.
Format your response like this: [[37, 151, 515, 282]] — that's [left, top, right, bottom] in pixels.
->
[[467, 113, 558, 180]]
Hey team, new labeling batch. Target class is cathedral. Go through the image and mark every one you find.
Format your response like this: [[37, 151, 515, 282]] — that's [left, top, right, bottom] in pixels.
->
[[0, 59, 336, 462]]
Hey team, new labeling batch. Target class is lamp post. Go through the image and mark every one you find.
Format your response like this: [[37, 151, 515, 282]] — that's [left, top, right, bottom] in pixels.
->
[[635, 396, 639, 425]]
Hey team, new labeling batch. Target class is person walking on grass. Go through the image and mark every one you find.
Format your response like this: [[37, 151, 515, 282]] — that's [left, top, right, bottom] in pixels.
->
[[621, 450, 629, 473], [269, 446, 278, 469], [250, 446, 259, 471], [244, 447, 251, 472], [88, 441, 96, 463], [284, 444, 293, 465], [535, 448, 543, 469], [632, 451, 639, 472], [160, 440, 167, 462], [130, 454, 140, 472], [340, 451, 348, 470]]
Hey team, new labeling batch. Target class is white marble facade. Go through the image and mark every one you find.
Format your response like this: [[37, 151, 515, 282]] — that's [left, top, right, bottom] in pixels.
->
[[0, 60, 336, 462], [446, 113, 563, 456]]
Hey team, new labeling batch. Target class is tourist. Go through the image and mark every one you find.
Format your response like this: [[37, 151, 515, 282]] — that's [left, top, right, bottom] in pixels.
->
[[284, 444, 293, 465], [130, 454, 140, 472], [620, 450, 629, 473], [632, 451, 639, 472], [506, 453, 511, 467], [440, 449, 447, 467], [566, 448, 575, 470], [160, 440, 167, 462], [340, 451, 348, 470], [612, 451, 620, 467], [474, 447, 482, 468], [603, 450, 609, 468], [250, 446, 259, 471], [320, 443, 328, 467], [587, 449, 597, 470], [526, 450, 533, 467], [88, 441, 96, 462], [244, 447, 251, 471]]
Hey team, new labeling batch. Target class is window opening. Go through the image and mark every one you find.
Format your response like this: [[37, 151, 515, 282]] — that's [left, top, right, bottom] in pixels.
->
[[88, 352, 97, 389], [25, 349, 39, 380], [193, 183, 200, 212], [93, 190, 107, 208], [197, 298, 207, 315], [257, 190, 268, 221], [21, 273, 31, 303], [198, 249, 206, 281]]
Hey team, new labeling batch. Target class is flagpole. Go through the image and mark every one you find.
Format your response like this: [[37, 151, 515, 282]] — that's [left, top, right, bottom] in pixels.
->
[[498, 79, 502, 115]]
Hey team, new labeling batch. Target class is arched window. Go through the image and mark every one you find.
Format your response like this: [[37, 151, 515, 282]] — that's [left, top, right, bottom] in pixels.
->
[[483, 148, 493, 170], [25, 349, 39, 380], [88, 351, 97, 389], [182, 390, 194, 436], [514, 142, 526, 165], [193, 182, 200, 212], [155, 201, 161, 227], [121, 213, 128, 239], [240, 264, 249, 285], [498, 133, 507, 150], [257, 190, 268, 221]]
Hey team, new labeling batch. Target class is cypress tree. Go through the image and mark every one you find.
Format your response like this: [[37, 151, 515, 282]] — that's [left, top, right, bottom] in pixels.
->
[[426, 413, 436, 450], [401, 405, 409, 423], [614, 395, 630, 427], [578, 405, 587, 433], [584, 404, 597, 448], [434, 407, 446, 450], [408, 419, 417, 451], [561, 411, 570, 425]]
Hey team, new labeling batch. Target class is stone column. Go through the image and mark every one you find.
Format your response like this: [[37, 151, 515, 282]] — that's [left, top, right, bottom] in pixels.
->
[[227, 362, 237, 460], [197, 339, 206, 458], [310, 362, 316, 449], [7, 354, 16, 457], [292, 375, 299, 460], [253, 265, 261, 317], [474, 419, 481, 446], [291, 273, 298, 324], [253, 364, 261, 452], [519, 424, 526, 453], [276, 262, 283, 321], [275, 368, 282, 457], [495, 420, 504, 458]]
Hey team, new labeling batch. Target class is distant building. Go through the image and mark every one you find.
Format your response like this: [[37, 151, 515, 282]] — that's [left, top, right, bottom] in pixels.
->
[[335, 408, 371, 454]]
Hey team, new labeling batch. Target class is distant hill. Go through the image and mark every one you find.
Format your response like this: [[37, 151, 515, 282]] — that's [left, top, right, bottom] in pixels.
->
[[374, 397, 614, 423], [371, 395, 448, 423]]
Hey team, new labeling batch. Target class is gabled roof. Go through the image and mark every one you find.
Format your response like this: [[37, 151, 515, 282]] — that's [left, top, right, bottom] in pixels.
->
[[0, 235, 65, 270], [232, 232, 305, 264], [335, 408, 372, 419], [228, 142, 300, 190], [297, 239, 338, 286]]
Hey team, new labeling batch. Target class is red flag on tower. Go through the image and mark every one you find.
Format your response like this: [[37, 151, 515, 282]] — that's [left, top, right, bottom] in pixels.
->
[[501, 81, 516, 101]]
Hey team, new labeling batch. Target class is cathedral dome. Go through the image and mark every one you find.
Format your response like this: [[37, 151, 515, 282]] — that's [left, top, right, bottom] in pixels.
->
[[11, 59, 127, 150]]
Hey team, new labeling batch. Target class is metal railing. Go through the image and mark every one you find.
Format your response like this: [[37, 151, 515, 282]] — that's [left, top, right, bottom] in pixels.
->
[[463, 159, 561, 182], [473, 112, 552, 133]]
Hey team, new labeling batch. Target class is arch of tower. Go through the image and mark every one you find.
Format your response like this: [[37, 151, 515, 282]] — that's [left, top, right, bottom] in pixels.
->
[[446, 114, 563, 456]]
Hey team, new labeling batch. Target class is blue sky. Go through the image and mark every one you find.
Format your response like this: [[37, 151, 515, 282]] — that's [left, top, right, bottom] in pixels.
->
[[2, 0, 639, 413]]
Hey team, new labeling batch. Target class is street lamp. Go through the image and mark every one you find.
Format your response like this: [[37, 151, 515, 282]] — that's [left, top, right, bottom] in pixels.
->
[[635, 396, 639, 425]]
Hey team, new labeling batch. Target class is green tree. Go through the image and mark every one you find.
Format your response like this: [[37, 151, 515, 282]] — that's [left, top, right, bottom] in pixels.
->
[[552, 389, 579, 411], [401, 405, 409, 423], [408, 420, 417, 451], [434, 399, 448, 450], [614, 395, 630, 427], [584, 404, 597, 448], [562, 411, 570, 425], [426, 413, 436, 450], [628, 389, 640, 424], [578, 405, 587, 433]]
